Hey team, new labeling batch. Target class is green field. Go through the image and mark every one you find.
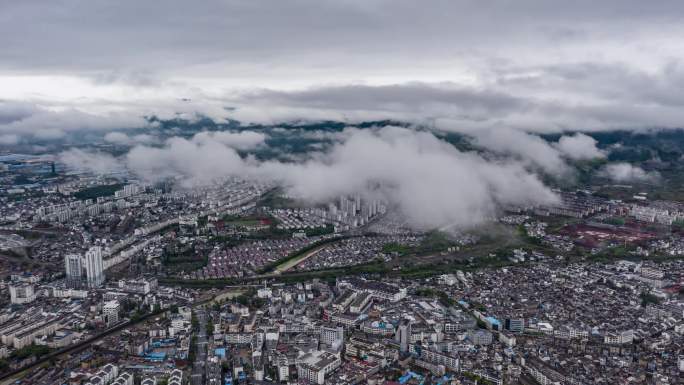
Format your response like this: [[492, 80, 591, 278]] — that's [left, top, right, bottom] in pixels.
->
[[73, 183, 124, 200]]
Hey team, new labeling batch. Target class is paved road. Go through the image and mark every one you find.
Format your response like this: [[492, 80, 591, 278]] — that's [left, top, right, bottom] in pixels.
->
[[191, 309, 208, 385], [273, 243, 327, 273]]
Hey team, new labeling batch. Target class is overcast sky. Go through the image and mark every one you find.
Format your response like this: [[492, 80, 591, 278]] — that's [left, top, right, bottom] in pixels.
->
[[2, 0, 684, 142], [6, 0, 675, 228]]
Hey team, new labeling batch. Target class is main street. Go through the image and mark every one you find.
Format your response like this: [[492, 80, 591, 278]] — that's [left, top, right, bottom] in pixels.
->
[[191, 309, 209, 385]]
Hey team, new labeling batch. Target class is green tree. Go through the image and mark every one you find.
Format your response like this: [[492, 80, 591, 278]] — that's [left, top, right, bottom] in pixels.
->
[[640, 291, 660, 307], [207, 319, 214, 334]]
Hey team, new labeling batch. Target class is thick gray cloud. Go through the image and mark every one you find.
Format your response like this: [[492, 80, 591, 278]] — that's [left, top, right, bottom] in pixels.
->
[[0, 134, 19, 145], [1, 1, 682, 76], [2, 1, 684, 136], [227, 78, 684, 132], [0, 101, 37, 124], [237, 84, 525, 117]]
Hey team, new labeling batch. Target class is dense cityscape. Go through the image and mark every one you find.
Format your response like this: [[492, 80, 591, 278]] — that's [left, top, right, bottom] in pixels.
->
[[0, 149, 684, 385], [4, 1, 684, 384]]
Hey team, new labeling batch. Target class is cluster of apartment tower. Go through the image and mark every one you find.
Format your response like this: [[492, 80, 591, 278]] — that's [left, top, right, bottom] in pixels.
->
[[65, 246, 105, 289]]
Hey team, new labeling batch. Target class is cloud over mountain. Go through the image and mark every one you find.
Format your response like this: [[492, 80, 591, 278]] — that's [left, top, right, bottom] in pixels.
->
[[598, 163, 660, 183], [553, 133, 605, 160], [191, 131, 267, 151]]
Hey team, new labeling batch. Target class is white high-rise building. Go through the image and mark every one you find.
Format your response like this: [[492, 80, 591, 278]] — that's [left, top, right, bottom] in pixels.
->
[[64, 254, 83, 288], [320, 325, 344, 347], [9, 282, 36, 304], [85, 246, 105, 288], [396, 319, 411, 352], [103, 300, 120, 325]]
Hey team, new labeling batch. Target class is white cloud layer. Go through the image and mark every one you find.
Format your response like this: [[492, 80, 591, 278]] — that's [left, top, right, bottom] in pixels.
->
[[256, 127, 558, 228], [104, 132, 158, 146], [0, 101, 150, 144], [435, 128, 604, 178], [58, 149, 122, 175], [553, 133, 605, 160], [191, 131, 266, 151], [60, 127, 558, 229], [598, 163, 660, 183], [466, 127, 570, 176]]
